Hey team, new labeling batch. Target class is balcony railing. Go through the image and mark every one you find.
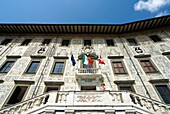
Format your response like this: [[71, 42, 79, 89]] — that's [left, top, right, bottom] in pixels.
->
[[0, 91, 170, 114], [77, 68, 100, 73], [76, 68, 103, 80]]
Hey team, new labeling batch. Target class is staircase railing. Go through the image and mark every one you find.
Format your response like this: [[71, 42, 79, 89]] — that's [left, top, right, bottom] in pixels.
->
[[0, 93, 49, 114], [129, 92, 170, 113], [0, 91, 169, 114]]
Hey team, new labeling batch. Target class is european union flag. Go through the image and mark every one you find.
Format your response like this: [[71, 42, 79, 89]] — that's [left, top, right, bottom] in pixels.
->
[[71, 54, 76, 66]]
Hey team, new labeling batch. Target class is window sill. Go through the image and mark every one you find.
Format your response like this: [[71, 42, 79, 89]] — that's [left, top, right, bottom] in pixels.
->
[[25, 72, 36, 74], [108, 55, 124, 59], [162, 50, 170, 55], [114, 80, 135, 84], [14, 79, 35, 85], [53, 56, 68, 59], [50, 73, 63, 75], [0, 80, 4, 83], [149, 79, 169, 83], [6, 55, 21, 58], [44, 80, 64, 85], [134, 53, 151, 58], [114, 73, 128, 75], [145, 71, 160, 74]]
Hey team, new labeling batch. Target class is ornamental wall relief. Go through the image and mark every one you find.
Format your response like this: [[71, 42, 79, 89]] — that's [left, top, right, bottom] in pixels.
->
[[75, 92, 103, 103], [78, 45, 98, 59], [76, 95, 102, 102], [37, 46, 47, 54]]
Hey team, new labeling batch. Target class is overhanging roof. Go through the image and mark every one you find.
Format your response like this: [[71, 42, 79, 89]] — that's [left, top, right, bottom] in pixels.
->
[[0, 15, 170, 34]]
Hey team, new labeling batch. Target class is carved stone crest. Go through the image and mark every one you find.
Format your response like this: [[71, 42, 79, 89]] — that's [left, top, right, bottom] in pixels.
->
[[78, 45, 98, 59], [37, 46, 46, 54], [134, 46, 143, 53]]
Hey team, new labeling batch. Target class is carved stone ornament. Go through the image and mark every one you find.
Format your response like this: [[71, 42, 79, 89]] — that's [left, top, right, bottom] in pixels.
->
[[37, 46, 46, 54], [76, 95, 102, 102], [78, 45, 98, 59], [134, 46, 143, 53]]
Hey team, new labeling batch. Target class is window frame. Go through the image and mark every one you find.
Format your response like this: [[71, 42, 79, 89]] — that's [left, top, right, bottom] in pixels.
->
[[118, 84, 135, 93], [148, 35, 162, 42], [21, 39, 32, 46], [81, 86, 96, 91], [139, 59, 159, 73], [105, 39, 115, 46], [84, 39, 92, 46], [0, 39, 13, 45], [44, 86, 60, 93], [41, 39, 51, 46], [111, 60, 128, 74], [51, 59, 66, 75], [61, 39, 70, 46], [25, 60, 41, 74], [5, 84, 30, 105], [0, 60, 15, 73], [154, 84, 170, 104], [126, 38, 138, 46]]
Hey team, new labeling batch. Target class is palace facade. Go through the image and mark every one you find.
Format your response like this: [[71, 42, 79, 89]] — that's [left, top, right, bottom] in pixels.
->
[[0, 16, 170, 114]]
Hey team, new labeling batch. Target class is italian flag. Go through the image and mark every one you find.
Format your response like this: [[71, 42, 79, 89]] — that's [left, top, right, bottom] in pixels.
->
[[82, 54, 94, 66]]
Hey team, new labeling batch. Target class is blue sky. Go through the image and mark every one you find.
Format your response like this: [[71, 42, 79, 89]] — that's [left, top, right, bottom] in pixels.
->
[[0, 0, 170, 24]]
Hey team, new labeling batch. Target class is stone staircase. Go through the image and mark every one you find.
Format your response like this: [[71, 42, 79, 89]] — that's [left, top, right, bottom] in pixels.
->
[[0, 91, 169, 114]]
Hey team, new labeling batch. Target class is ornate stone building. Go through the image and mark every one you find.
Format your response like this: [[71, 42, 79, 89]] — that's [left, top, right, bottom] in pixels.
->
[[0, 16, 170, 114]]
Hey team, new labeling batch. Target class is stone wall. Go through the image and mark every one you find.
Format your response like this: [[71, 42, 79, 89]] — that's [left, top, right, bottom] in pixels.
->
[[0, 28, 170, 107]]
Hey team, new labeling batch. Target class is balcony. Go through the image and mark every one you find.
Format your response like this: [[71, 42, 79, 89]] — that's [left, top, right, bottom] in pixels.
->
[[76, 68, 103, 80], [0, 91, 169, 114]]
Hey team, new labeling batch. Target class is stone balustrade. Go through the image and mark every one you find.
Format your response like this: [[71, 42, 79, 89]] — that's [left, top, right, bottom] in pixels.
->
[[129, 93, 170, 114], [0, 91, 170, 114], [77, 68, 100, 74], [0, 93, 49, 114], [76, 68, 103, 80]]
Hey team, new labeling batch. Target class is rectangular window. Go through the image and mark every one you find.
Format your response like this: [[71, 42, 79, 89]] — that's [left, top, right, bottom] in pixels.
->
[[112, 61, 127, 74], [119, 85, 134, 92], [140, 60, 157, 73], [81, 86, 96, 91], [7, 86, 28, 104], [155, 85, 170, 104], [61, 40, 70, 46], [0, 39, 13, 45], [26, 61, 40, 73], [127, 38, 138, 46], [106, 39, 114, 46], [52, 62, 64, 74], [84, 40, 91, 46], [149, 35, 162, 42], [21, 39, 32, 46], [42, 39, 51, 45], [0, 61, 15, 73]]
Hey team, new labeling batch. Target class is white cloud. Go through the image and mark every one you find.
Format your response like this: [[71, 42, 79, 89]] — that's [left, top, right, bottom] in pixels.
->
[[134, 0, 170, 13], [155, 11, 169, 17]]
